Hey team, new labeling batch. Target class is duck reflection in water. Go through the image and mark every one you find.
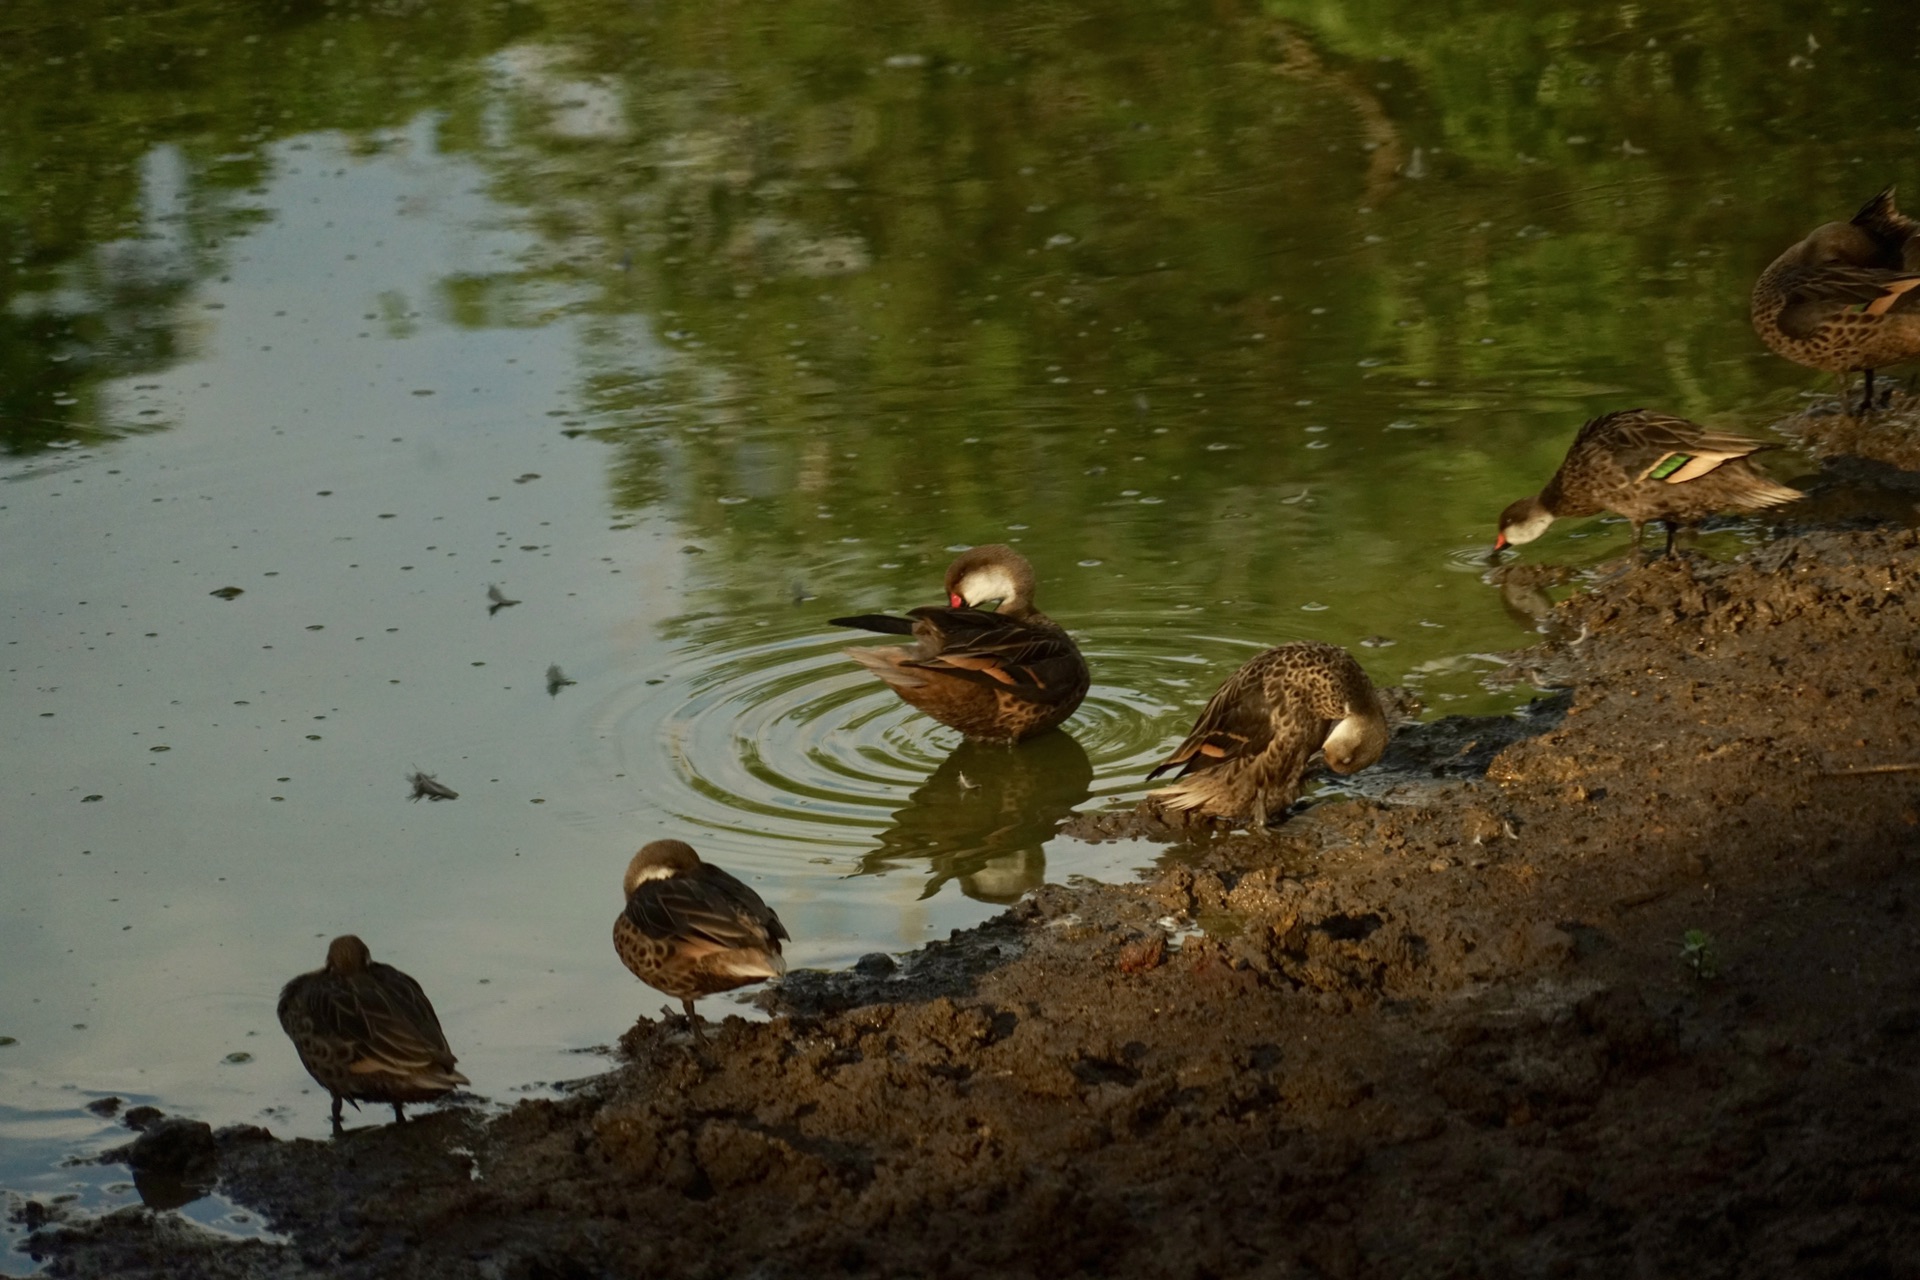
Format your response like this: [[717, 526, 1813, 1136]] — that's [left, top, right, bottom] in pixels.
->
[[858, 733, 1093, 904]]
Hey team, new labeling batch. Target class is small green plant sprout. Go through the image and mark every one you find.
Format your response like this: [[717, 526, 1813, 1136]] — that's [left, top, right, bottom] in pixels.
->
[[1679, 928, 1719, 980]]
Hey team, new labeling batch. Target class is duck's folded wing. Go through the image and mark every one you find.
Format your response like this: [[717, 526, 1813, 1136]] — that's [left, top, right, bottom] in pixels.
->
[[1147, 666, 1274, 780], [626, 871, 786, 954], [320, 970, 459, 1073], [902, 610, 1085, 704], [829, 613, 917, 636], [1777, 267, 1920, 337], [1598, 413, 1775, 484]]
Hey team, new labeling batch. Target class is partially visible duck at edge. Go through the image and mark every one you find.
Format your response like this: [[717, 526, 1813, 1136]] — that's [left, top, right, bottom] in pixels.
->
[[831, 544, 1090, 744], [277, 935, 469, 1133], [1495, 409, 1803, 561], [1147, 641, 1389, 827], [613, 839, 788, 1040], [1752, 184, 1920, 415]]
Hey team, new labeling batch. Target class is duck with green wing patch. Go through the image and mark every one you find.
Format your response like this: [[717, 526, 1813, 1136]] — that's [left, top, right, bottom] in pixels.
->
[[1494, 409, 1803, 561]]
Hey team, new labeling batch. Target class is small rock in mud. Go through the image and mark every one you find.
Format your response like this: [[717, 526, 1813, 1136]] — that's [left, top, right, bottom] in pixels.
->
[[103, 1117, 220, 1210], [105, 1117, 215, 1177], [1116, 931, 1167, 973]]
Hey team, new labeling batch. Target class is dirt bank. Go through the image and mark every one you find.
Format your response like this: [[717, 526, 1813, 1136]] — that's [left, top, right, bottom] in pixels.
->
[[20, 525, 1920, 1279]]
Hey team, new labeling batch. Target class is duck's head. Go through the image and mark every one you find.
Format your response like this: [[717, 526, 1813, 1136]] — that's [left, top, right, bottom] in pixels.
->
[[943, 544, 1036, 614], [1323, 705, 1390, 775], [1493, 495, 1554, 553], [1791, 220, 1895, 271], [625, 839, 702, 895], [325, 934, 373, 974]]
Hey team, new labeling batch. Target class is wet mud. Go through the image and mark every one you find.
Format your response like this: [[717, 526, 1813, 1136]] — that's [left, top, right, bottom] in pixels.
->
[[1780, 388, 1920, 474], [21, 523, 1920, 1279]]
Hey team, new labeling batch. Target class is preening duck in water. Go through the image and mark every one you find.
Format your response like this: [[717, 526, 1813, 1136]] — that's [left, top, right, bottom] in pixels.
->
[[831, 544, 1089, 744]]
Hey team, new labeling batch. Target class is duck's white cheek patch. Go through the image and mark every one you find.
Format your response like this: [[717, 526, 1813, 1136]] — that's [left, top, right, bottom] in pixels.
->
[[957, 565, 1020, 608]]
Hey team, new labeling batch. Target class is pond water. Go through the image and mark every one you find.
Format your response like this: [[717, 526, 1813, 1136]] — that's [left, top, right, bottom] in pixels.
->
[[3, 0, 1916, 1254]]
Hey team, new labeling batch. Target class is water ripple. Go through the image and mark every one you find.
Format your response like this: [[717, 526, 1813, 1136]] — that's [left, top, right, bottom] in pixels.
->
[[597, 620, 1292, 848]]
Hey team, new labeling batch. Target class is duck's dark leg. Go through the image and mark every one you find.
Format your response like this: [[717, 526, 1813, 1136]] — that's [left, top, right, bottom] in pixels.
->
[[392, 1102, 408, 1124], [682, 997, 708, 1043], [330, 1093, 345, 1135], [1629, 521, 1648, 564], [1662, 521, 1679, 559], [1863, 366, 1878, 415]]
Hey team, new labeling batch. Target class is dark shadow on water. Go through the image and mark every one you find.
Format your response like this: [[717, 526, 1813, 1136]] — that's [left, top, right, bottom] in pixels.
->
[[856, 733, 1095, 905]]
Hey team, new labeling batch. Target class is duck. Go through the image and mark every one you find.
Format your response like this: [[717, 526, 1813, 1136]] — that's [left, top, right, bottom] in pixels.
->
[[613, 840, 788, 1038], [1752, 185, 1920, 414], [831, 544, 1089, 744], [1146, 641, 1389, 826], [276, 935, 469, 1133], [1494, 409, 1803, 559]]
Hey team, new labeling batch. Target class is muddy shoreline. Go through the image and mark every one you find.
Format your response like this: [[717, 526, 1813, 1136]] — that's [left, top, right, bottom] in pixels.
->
[[21, 510, 1920, 1278]]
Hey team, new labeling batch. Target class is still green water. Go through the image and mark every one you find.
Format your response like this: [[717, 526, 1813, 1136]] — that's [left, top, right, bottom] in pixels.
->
[[1, 0, 1915, 1240]]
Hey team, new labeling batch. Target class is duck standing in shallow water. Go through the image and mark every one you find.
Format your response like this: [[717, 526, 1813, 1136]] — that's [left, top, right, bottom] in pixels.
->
[[831, 544, 1089, 744], [1494, 409, 1802, 560], [1147, 641, 1389, 827], [277, 935, 469, 1133], [613, 840, 788, 1039], [1752, 185, 1920, 414]]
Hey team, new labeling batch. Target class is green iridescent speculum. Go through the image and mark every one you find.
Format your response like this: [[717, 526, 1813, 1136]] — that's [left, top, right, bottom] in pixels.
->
[[1648, 453, 1693, 481]]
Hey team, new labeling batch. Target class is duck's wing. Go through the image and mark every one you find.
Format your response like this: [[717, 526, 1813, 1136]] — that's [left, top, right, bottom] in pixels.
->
[[829, 613, 917, 636], [625, 867, 786, 955], [900, 608, 1086, 705], [281, 966, 459, 1075], [1775, 266, 1920, 339], [1146, 659, 1274, 781], [353, 966, 462, 1074], [1583, 411, 1777, 486]]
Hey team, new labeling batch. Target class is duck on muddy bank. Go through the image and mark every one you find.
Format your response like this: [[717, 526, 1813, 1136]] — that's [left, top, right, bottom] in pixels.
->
[[24, 521, 1920, 1280]]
